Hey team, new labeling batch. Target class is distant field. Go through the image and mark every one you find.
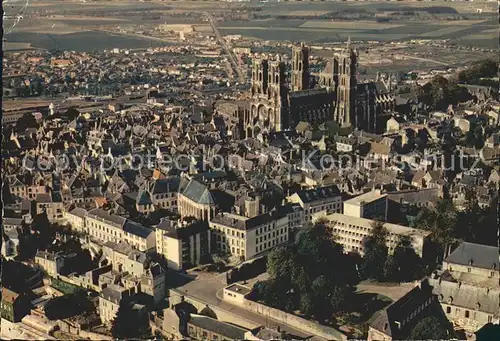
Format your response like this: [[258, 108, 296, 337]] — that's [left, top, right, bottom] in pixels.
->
[[419, 26, 470, 38], [3, 42, 35, 51], [300, 20, 402, 30], [282, 10, 331, 17], [461, 29, 499, 40]]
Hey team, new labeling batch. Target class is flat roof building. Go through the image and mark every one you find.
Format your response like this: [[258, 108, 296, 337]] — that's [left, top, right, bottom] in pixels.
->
[[313, 212, 431, 257], [343, 189, 388, 220]]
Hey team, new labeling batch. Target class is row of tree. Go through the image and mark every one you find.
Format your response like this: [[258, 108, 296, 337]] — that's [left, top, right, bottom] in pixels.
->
[[414, 190, 498, 264], [416, 75, 472, 111], [251, 225, 359, 324], [416, 59, 498, 111], [360, 220, 424, 283], [457, 59, 498, 88]]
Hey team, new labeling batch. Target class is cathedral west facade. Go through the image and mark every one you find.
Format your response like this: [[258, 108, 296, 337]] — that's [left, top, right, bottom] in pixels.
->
[[241, 42, 392, 138]]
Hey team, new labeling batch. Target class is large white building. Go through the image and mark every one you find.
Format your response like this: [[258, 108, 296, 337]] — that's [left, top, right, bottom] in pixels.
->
[[343, 189, 388, 220], [210, 210, 289, 260], [155, 220, 211, 271], [85, 208, 155, 251], [313, 212, 431, 257]]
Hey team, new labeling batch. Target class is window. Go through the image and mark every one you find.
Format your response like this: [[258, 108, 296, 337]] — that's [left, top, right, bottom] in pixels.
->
[[468, 267, 471, 273], [465, 310, 470, 318], [446, 307, 451, 314]]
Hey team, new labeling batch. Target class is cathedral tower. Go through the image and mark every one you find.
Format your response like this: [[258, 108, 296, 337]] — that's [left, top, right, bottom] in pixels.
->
[[251, 58, 269, 97], [267, 55, 288, 131], [291, 43, 310, 92], [335, 38, 358, 127]]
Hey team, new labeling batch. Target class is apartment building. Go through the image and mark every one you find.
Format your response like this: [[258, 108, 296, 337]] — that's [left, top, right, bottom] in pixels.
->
[[313, 213, 431, 257], [98, 284, 134, 324], [343, 190, 388, 220], [36, 193, 64, 222], [155, 220, 211, 271], [63, 207, 87, 233], [34, 251, 65, 276], [85, 208, 155, 251], [210, 210, 289, 260], [287, 185, 342, 222], [150, 177, 180, 210], [278, 203, 305, 230]]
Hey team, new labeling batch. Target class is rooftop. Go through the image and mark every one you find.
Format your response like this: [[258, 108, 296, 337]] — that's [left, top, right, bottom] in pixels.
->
[[188, 314, 248, 340], [344, 190, 387, 206], [444, 242, 499, 271], [321, 213, 432, 239], [225, 283, 252, 296], [293, 185, 341, 204]]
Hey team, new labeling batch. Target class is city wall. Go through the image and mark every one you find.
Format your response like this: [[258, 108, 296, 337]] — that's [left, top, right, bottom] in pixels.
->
[[240, 298, 348, 341], [168, 289, 259, 330]]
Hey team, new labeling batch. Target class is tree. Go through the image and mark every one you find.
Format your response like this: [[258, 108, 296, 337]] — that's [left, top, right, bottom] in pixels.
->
[[300, 293, 315, 319], [456, 188, 498, 247], [392, 236, 423, 282], [383, 255, 399, 282], [32, 212, 55, 249], [417, 76, 472, 111], [111, 301, 150, 339], [361, 220, 388, 281], [409, 316, 449, 340], [253, 222, 360, 321], [44, 292, 93, 320], [414, 199, 458, 257], [15, 113, 38, 133]]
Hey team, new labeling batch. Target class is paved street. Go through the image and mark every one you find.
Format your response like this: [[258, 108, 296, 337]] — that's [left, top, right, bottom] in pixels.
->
[[171, 271, 328, 340], [356, 280, 417, 301]]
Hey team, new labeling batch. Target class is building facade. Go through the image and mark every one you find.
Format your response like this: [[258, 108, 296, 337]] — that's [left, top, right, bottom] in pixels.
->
[[85, 208, 155, 251], [287, 185, 342, 222], [210, 211, 289, 260], [156, 220, 212, 270], [314, 213, 431, 257], [343, 190, 388, 220], [430, 242, 500, 336], [245, 42, 381, 137]]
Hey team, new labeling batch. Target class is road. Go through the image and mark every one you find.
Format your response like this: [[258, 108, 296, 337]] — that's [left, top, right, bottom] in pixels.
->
[[356, 280, 416, 302], [205, 12, 246, 84], [399, 54, 450, 67], [170, 271, 329, 340]]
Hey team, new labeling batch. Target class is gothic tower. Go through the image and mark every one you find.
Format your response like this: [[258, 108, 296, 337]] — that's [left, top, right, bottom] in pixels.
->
[[291, 43, 309, 92], [267, 55, 288, 131], [335, 38, 358, 127], [251, 58, 268, 97]]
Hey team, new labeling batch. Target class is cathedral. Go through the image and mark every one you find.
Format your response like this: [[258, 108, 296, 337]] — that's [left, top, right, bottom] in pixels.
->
[[241, 41, 394, 138]]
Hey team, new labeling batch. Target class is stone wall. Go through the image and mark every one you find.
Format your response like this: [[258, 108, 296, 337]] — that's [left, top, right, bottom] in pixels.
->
[[168, 289, 258, 330], [240, 298, 347, 341]]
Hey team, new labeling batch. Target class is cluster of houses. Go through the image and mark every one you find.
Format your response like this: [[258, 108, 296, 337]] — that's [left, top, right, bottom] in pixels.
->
[[2, 46, 499, 339]]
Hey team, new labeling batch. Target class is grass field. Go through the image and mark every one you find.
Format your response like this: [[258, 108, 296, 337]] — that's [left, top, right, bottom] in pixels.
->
[[300, 20, 402, 30], [461, 29, 499, 40], [419, 26, 470, 38]]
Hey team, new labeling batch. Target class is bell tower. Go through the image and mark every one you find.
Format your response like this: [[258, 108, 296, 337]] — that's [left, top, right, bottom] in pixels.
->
[[291, 43, 309, 92], [267, 55, 288, 131], [251, 58, 268, 98], [335, 37, 358, 127]]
